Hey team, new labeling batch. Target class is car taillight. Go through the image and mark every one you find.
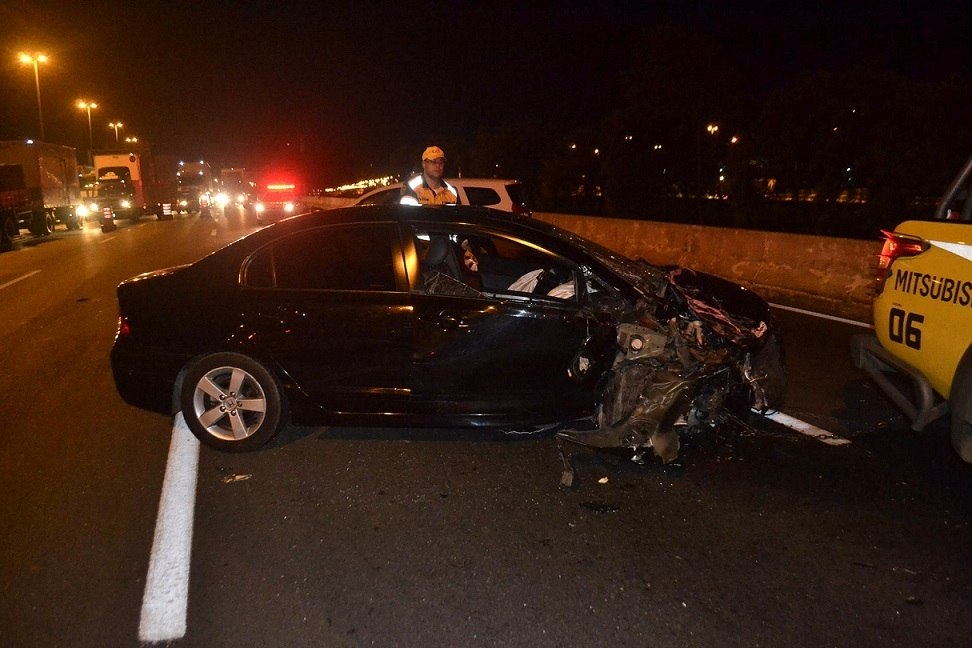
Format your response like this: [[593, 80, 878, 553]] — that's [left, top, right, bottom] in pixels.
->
[[117, 316, 131, 338], [875, 230, 928, 290]]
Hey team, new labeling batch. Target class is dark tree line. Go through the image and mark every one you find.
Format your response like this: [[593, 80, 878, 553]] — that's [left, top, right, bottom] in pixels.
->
[[452, 27, 971, 240]]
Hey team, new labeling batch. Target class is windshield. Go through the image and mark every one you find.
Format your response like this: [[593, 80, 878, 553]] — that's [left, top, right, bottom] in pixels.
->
[[97, 181, 131, 197]]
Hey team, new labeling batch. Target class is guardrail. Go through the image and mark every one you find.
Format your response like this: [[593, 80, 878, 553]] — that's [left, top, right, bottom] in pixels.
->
[[304, 196, 880, 323]]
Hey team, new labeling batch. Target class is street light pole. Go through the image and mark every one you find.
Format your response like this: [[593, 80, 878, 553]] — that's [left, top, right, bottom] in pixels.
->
[[108, 121, 123, 143], [77, 100, 98, 165], [18, 53, 48, 141]]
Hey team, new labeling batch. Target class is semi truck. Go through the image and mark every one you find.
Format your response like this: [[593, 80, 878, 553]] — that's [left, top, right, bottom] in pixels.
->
[[175, 161, 215, 213], [219, 167, 250, 205], [91, 148, 165, 222], [0, 140, 83, 244]]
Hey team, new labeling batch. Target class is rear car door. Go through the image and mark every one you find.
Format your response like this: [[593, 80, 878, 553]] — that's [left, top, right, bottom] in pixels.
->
[[243, 222, 413, 414]]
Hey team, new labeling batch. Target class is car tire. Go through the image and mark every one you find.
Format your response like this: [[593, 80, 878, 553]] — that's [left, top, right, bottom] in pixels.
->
[[180, 353, 289, 452], [2, 213, 19, 242], [951, 417, 972, 464]]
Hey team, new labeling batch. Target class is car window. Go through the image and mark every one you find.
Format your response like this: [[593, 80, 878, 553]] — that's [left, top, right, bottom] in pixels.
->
[[358, 187, 403, 206], [504, 183, 527, 208], [410, 225, 577, 303], [463, 186, 501, 207], [245, 223, 399, 291]]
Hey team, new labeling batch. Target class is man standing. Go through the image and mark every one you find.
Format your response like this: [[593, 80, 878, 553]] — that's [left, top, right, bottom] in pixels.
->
[[400, 146, 459, 206]]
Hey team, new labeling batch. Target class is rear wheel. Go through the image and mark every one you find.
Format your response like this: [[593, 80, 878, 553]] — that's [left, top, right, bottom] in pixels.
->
[[29, 210, 54, 235], [2, 213, 18, 243], [180, 353, 288, 452]]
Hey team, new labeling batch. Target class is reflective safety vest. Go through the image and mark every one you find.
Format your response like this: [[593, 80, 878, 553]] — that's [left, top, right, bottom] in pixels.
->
[[400, 174, 458, 206]]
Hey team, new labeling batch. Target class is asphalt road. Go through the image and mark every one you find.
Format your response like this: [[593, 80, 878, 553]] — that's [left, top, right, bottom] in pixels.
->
[[1, 209, 969, 647]]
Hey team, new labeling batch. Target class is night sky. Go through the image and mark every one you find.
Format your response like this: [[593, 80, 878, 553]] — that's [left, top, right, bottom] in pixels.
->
[[0, 1, 966, 184]]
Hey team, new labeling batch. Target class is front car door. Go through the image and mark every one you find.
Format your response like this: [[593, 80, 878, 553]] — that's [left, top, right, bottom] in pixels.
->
[[404, 220, 615, 426]]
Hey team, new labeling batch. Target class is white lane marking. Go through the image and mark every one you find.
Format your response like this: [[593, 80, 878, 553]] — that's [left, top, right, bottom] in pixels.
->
[[139, 414, 200, 642], [768, 302, 872, 329], [0, 270, 41, 291], [758, 410, 852, 446]]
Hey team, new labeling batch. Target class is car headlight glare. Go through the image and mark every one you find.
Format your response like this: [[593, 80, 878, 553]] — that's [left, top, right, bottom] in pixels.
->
[[254, 203, 265, 213], [76, 205, 90, 217], [121, 200, 131, 209], [284, 203, 295, 212]]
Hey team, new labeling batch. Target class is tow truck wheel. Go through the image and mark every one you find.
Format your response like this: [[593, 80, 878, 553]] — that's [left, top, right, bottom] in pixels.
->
[[951, 417, 972, 464], [949, 345, 972, 464]]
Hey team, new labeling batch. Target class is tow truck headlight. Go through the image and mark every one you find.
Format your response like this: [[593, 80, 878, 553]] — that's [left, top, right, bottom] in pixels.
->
[[121, 199, 131, 209], [76, 204, 90, 218], [254, 203, 265, 213]]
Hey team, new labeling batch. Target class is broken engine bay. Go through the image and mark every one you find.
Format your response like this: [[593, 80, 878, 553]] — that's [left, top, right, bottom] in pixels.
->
[[557, 266, 786, 467]]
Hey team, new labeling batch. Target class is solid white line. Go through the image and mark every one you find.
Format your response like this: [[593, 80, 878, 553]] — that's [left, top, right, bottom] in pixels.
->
[[768, 302, 873, 329], [759, 410, 852, 446], [0, 270, 41, 291], [139, 414, 200, 643]]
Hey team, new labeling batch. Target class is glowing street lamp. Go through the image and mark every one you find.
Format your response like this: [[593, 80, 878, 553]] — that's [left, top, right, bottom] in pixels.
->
[[18, 52, 48, 140], [108, 121, 123, 143], [125, 136, 139, 143], [76, 99, 98, 164]]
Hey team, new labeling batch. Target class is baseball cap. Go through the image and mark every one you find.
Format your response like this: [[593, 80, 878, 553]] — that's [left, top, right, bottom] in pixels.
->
[[422, 146, 446, 161]]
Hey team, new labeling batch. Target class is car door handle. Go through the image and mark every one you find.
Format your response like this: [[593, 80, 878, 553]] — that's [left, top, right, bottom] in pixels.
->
[[436, 310, 468, 330]]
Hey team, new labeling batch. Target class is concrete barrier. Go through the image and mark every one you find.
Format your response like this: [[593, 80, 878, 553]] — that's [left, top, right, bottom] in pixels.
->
[[533, 212, 881, 323], [303, 196, 881, 323]]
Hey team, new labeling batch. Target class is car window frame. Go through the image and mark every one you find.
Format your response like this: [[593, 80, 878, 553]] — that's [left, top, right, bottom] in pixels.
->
[[240, 221, 409, 293], [404, 221, 588, 307]]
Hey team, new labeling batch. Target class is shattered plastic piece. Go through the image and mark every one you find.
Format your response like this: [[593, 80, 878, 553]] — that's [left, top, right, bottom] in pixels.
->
[[557, 439, 575, 488], [598, 476, 609, 484], [221, 473, 252, 483], [580, 501, 620, 513]]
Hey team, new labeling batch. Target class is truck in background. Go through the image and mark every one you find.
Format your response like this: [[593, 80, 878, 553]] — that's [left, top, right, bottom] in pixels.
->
[[0, 140, 83, 244], [218, 167, 250, 206], [175, 160, 215, 213], [91, 147, 166, 222]]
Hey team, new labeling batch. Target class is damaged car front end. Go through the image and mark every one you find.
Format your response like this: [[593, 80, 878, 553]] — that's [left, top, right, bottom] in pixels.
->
[[558, 254, 785, 465]]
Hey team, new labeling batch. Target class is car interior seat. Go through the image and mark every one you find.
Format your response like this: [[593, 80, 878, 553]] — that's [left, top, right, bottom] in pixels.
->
[[423, 235, 463, 281]]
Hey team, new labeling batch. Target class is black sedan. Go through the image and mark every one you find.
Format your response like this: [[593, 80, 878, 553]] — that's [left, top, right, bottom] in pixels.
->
[[110, 205, 785, 462]]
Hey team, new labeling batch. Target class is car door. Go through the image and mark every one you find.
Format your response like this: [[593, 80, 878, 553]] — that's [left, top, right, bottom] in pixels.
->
[[405, 224, 609, 422], [242, 222, 413, 414]]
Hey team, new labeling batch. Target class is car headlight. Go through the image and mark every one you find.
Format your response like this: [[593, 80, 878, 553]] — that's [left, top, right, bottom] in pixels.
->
[[76, 205, 90, 217], [121, 199, 132, 209], [254, 203, 265, 213], [284, 202, 295, 213], [237, 194, 246, 204], [179, 199, 188, 207], [88, 202, 99, 212], [215, 192, 229, 207]]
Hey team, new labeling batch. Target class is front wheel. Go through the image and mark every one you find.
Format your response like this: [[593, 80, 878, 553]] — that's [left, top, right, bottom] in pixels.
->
[[951, 416, 972, 464], [180, 353, 289, 452]]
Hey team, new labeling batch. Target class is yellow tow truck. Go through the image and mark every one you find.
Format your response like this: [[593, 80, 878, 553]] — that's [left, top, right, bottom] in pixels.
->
[[852, 154, 972, 464]]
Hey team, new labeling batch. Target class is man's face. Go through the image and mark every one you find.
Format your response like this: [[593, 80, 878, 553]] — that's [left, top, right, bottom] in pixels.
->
[[423, 157, 445, 181]]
